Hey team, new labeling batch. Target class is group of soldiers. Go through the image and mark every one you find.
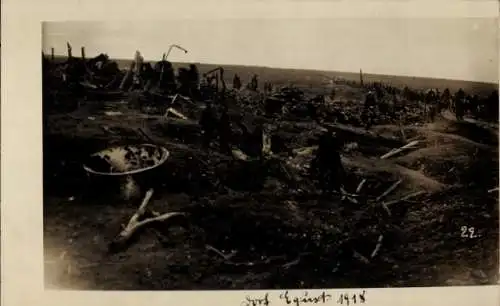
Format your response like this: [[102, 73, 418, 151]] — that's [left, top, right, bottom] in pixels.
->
[[125, 57, 201, 98], [358, 82, 499, 128]]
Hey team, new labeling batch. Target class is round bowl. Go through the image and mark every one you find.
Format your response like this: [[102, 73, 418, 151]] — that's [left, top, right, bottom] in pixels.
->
[[83, 144, 169, 176], [82, 144, 170, 200]]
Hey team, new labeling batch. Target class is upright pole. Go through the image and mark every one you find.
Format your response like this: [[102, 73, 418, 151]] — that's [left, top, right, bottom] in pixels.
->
[[67, 42, 72, 58]]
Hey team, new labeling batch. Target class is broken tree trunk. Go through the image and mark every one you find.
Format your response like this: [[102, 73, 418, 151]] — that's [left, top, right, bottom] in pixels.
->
[[109, 189, 186, 252]]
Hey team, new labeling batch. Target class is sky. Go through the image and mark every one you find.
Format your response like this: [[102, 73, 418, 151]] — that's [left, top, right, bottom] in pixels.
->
[[42, 18, 498, 83]]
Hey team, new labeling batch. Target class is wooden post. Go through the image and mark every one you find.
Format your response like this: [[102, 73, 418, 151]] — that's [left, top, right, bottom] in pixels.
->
[[67, 42, 72, 58], [215, 72, 219, 92], [135, 51, 143, 71], [360, 69, 364, 87], [51, 48, 55, 61], [119, 61, 135, 91], [81, 46, 86, 60]]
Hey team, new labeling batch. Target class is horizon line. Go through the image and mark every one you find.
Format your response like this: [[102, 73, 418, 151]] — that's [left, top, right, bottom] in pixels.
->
[[46, 53, 499, 86]]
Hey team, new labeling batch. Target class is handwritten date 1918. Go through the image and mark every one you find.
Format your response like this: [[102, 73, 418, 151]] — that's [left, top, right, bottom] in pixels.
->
[[337, 291, 366, 305], [240, 290, 366, 306]]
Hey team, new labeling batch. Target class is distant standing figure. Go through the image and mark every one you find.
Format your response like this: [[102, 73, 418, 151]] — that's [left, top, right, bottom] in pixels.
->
[[155, 60, 176, 93], [362, 91, 377, 129], [440, 88, 451, 112], [364, 91, 377, 108], [330, 88, 336, 101], [454, 88, 466, 121], [428, 104, 438, 122], [188, 64, 200, 98], [177, 67, 191, 96], [233, 74, 242, 90], [469, 94, 479, 118], [199, 102, 218, 148], [249, 74, 258, 91], [218, 106, 232, 155], [310, 132, 346, 194], [267, 82, 274, 92], [487, 90, 499, 122]]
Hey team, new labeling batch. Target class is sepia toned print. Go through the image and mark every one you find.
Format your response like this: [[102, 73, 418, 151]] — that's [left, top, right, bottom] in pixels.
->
[[41, 19, 499, 290]]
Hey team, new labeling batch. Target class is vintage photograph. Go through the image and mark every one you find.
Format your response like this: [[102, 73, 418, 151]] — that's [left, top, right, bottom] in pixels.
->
[[42, 19, 499, 290]]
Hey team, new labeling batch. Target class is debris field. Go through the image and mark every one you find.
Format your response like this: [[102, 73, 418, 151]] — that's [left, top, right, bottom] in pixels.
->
[[43, 48, 499, 290]]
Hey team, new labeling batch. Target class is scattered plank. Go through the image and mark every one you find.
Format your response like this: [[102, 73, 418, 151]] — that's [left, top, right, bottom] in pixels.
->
[[205, 245, 237, 261], [380, 140, 419, 160], [375, 179, 403, 202], [356, 178, 367, 193], [487, 187, 499, 193], [322, 122, 405, 148], [292, 146, 318, 156], [165, 107, 189, 120], [383, 190, 426, 207], [370, 235, 384, 258], [231, 148, 250, 161], [352, 250, 370, 264]]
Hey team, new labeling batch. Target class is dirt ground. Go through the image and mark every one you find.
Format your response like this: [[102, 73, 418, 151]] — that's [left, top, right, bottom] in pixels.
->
[[43, 80, 499, 290]]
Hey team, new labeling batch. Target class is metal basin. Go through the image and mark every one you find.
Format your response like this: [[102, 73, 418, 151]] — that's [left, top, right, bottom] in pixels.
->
[[83, 144, 170, 200], [83, 144, 169, 176]]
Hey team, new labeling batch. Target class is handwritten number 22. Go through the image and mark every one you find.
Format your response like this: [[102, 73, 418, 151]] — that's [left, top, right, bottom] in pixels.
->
[[461, 226, 477, 238]]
